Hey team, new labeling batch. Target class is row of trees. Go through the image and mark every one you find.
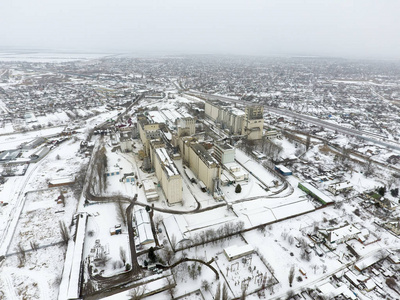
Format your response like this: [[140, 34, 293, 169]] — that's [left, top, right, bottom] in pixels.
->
[[91, 143, 108, 194], [175, 221, 245, 251]]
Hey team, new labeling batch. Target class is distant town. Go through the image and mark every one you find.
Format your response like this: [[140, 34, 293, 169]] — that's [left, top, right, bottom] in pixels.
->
[[1, 54, 400, 300]]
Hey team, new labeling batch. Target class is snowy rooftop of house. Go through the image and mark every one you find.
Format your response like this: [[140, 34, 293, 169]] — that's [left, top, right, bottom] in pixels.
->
[[355, 253, 385, 271], [322, 223, 361, 243], [224, 244, 254, 259], [155, 147, 180, 177], [330, 181, 353, 190], [344, 270, 368, 285], [318, 282, 356, 300], [364, 279, 376, 291]]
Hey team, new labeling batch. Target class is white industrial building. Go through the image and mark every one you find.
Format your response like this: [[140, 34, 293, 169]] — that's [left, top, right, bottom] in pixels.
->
[[213, 143, 235, 164], [181, 139, 221, 194], [135, 209, 154, 245], [154, 147, 183, 204]]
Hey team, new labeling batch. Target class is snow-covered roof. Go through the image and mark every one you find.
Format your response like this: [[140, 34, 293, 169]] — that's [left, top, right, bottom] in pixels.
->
[[318, 282, 356, 300], [329, 181, 353, 190], [48, 176, 75, 185], [275, 164, 291, 174], [321, 223, 361, 243], [135, 208, 150, 226], [135, 209, 154, 245], [299, 181, 334, 204], [355, 253, 384, 271], [67, 213, 88, 299], [155, 147, 179, 177], [364, 279, 376, 291], [163, 215, 189, 243], [148, 111, 166, 124], [142, 179, 156, 192], [224, 244, 254, 260]]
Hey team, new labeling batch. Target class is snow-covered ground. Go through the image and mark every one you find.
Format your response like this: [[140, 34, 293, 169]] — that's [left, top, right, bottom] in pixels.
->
[[0, 132, 89, 299], [1, 92, 400, 300]]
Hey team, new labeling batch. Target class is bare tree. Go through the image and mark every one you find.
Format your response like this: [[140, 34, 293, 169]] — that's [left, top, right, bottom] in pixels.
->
[[201, 280, 210, 292], [266, 276, 276, 294], [311, 264, 319, 274], [364, 159, 374, 177], [161, 244, 174, 265], [240, 284, 247, 300], [16, 242, 26, 267], [120, 246, 127, 266], [59, 220, 69, 245], [128, 284, 147, 300], [215, 282, 221, 300], [116, 200, 127, 226], [165, 276, 175, 299], [305, 135, 311, 151], [288, 265, 295, 287], [222, 283, 229, 300], [30, 240, 39, 251], [386, 277, 399, 294], [286, 289, 295, 299], [97, 254, 111, 267], [170, 234, 177, 250]]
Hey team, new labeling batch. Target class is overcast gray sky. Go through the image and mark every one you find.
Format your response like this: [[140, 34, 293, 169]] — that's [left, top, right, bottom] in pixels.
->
[[1, 0, 399, 59]]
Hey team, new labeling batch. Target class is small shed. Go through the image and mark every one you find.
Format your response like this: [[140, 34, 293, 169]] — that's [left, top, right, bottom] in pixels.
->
[[275, 165, 292, 176], [125, 176, 135, 183], [48, 176, 75, 188], [224, 244, 254, 261], [105, 167, 120, 177]]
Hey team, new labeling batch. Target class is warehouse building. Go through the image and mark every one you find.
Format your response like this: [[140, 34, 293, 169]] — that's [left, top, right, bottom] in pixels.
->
[[298, 182, 334, 205]]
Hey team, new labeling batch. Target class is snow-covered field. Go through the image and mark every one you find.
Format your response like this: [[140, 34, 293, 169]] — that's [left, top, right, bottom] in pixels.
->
[[0, 132, 89, 299]]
